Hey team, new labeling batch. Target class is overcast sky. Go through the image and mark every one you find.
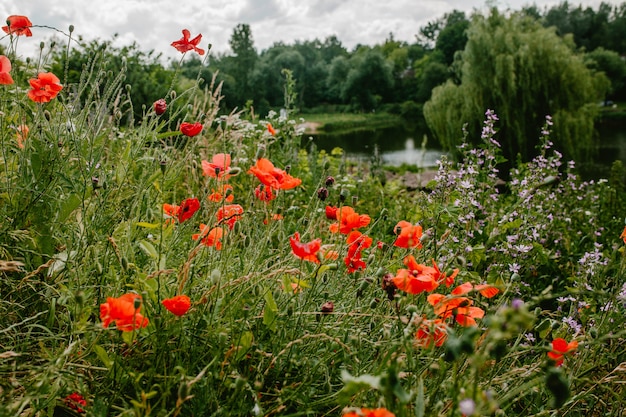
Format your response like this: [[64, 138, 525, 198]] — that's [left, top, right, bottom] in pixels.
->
[[1, 0, 619, 63]]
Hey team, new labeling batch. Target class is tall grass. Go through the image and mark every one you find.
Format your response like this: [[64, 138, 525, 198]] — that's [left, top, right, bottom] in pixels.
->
[[1, 18, 626, 417]]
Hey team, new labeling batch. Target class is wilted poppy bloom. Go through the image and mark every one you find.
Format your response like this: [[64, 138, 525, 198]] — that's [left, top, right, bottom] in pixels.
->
[[267, 122, 276, 135], [171, 29, 205, 55], [2, 15, 33, 36], [290, 232, 322, 263], [548, 338, 578, 366], [344, 231, 373, 273], [254, 184, 276, 202], [343, 408, 395, 417], [15, 124, 29, 149], [162, 295, 191, 316], [153, 98, 167, 115], [28, 72, 63, 103], [0, 55, 14, 85], [180, 122, 203, 137], [193, 224, 225, 250], [208, 184, 234, 203], [202, 153, 231, 179], [217, 204, 244, 229], [248, 158, 302, 190], [329, 206, 371, 234], [415, 317, 449, 348], [100, 293, 149, 331], [64, 392, 87, 413], [393, 220, 423, 249]]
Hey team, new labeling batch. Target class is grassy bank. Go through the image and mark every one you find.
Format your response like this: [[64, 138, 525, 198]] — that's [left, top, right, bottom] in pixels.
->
[[299, 112, 404, 134]]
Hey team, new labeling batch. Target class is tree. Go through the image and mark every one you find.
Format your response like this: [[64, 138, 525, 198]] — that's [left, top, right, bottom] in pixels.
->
[[585, 47, 626, 101], [342, 51, 394, 111], [424, 9, 609, 164], [229, 23, 258, 105]]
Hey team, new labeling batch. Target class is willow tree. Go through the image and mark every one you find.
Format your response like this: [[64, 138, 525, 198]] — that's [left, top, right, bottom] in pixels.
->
[[424, 9, 609, 164]]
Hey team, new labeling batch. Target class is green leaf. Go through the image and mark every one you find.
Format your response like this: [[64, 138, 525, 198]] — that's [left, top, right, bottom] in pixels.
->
[[58, 194, 83, 223], [138, 240, 158, 259], [234, 331, 254, 361], [337, 370, 381, 403], [93, 344, 113, 369], [136, 222, 160, 229], [263, 289, 278, 332], [415, 377, 425, 417]]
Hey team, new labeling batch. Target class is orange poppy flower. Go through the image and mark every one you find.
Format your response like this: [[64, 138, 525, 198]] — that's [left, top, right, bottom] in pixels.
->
[[263, 213, 284, 224], [415, 317, 449, 348], [217, 204, 244, 229], [201, 153, 231, 179], [208, 184, 234, 203], [2, 15, 33, 37], [548, 338, 578, 366], [289, 232, 322, 263], [621, 226, 626, 244], [393, 220, 423, 249], [193, 224, 225, 250], [254, 184, 276, 202], [343, 408, 395, 417], [15, 124, 29, 149], [427, 285, 485, 326], [325, 205, 338, 220], [100, 293, 149, 331], [28, 72, 63, 103], [248, 158, 302, 190], [267, 123, 276, 135], [344, 231, 372, 273], [329, 206, 371, 234], [162, 295, 191, 316], [180, 122, 203, 137], [171, 29, 205, 55], [392, 255, 439, 295], [0, 55, 14, 85]]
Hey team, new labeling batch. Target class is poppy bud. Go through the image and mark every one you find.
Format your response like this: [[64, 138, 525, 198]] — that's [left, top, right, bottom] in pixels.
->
[[44, 110, 52, 121], [133, 295, 142, 310], [284, 165, 291, 174], [153, 99, 167, 115], [339, 189, 348, 202], [227, 167, 241, 176], [325, 176, 335, 187], [39, 42, 45, 50], [255, 145, 265, 160], [160, 160, 167, 175], [320, 301, 334, 314], [69, 25, 74, 33], [352, 196, 358, 205], [317, 187, 329, 201]]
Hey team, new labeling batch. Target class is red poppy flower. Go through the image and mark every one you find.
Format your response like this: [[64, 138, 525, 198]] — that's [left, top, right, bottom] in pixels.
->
[[254, 184, 276, 202], [162, 295, 191, 316], [193, 224, 225, 250], [2, 15, 33, 37], [548, 338, 578, 366], [180, 122, 203, 137], [325, 205, 338, 220], [217, 204, 243, 229], [415, 318, 449, 348], [328, 206, 371, 234], [100, 293, 149, 332], [0, 55, 14, 85], [289, 232, 322, 263], [343, 408, 395, 417], [208, 184, 234, 203], [28, 72, 63, 103], [248, 158, 302, 190], [621, 226, 626, 244], [163, 198, 200, 223], [393, 220, 423, 249], [201, 153, 231, 179], [171, 29, 205, 55], [64, 392, 87, 413], [344, 231, 373, 273], [153, 98, 167, 115], [392, 255, 439, 294], [267, 123, 276, 135]]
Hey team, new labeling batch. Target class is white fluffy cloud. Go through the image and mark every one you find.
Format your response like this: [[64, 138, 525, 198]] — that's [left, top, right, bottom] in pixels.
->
[[0, 0, 616, 63]]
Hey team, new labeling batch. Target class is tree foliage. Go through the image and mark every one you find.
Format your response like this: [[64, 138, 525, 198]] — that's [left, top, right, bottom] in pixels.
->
[[424, 9, 609, 164]]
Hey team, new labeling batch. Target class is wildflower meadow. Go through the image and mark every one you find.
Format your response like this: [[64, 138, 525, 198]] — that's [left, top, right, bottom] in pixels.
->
[[1, 15, 626, 417]]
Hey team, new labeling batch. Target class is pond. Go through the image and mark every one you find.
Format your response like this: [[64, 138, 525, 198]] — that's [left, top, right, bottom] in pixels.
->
[[306, 120, 626, 180]]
